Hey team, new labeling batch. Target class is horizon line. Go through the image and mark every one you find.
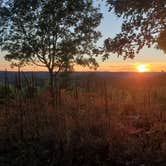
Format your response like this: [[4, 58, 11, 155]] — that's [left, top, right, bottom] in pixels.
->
[[0, 70, 165, 73]]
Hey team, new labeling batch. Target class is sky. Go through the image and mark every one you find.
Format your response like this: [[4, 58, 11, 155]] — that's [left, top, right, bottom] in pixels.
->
[[0, 1, 165, 72], [94, 1, 166, 72]]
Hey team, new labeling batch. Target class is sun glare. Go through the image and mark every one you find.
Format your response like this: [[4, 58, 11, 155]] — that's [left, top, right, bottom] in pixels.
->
[[137, 64, 150, 72]]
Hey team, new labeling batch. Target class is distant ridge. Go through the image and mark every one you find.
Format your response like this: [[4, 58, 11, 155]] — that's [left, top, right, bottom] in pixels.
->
[[0, 71, 165, 83]]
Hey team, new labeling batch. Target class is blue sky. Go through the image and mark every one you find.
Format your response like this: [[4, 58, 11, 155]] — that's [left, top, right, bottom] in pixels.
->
[[94, 0, 166, 71], [96, 0, 166, 61]]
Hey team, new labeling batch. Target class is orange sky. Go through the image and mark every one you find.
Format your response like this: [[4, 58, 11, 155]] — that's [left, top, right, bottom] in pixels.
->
[[0, 59, 166, 72], [1, 46, 165, 72]]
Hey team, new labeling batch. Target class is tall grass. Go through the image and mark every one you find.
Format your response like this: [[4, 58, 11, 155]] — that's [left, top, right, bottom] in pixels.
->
[[0, 71, 166, 166]]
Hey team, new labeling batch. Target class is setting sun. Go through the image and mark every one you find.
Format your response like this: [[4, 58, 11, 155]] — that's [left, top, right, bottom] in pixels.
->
[[137, 64, 150, 72]]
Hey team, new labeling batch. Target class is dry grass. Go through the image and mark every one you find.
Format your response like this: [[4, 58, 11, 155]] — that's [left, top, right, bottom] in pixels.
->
[[0, 73, 166, 165]]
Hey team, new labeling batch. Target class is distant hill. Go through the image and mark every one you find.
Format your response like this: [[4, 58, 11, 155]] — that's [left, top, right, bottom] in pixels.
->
[[0, 71, 165, 83]]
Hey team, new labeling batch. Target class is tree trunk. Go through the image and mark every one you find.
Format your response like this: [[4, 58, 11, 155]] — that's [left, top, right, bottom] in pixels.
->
[[49, 69, 55, 109], [49, 69, 54, 90]]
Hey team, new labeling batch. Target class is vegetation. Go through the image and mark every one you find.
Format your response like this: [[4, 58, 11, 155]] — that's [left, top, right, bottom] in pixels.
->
[[0, 1, 166, 166], [0, 0, 102, 87], [105, 0, 166, 58], [0, 72, 166, 166]]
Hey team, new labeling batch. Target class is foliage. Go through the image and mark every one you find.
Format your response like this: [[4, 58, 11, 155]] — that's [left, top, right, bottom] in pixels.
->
[[0, 0, 102, 77], [105, 0, 166, 59], [0, 72, 166, 165], [0, 82, 14, 104]]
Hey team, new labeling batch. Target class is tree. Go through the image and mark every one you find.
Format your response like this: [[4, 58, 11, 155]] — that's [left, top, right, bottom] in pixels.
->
[[0, 0, 102, 88], [104, 0, 166, 59]]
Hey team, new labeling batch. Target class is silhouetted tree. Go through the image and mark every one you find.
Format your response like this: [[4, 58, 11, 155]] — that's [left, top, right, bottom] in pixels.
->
[[0, 0, 102, 89], [105, 0, 166, 58]]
